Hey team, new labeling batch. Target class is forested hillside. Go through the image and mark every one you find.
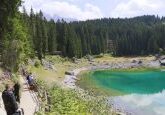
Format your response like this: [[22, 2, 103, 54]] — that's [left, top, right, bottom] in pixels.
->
[[1, 1, 165, 71], [23, 9, 165, 58]]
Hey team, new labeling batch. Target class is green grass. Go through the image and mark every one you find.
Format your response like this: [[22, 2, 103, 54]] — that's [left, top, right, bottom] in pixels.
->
[[94, 54, 155, 63], [29, 56, 90, 84], [29, 66, 59, 83], [28, 55, 156, 86]]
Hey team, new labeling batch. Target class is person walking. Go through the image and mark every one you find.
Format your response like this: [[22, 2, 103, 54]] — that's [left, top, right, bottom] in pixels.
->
[[26, 73, 34, 90], [2, 84, 18, 115]]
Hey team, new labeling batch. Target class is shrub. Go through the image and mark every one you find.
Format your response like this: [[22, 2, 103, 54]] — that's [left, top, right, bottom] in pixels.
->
[[34, 60, 41, 68], [49, 86, 88, 114], [36, 81, 110, 114]]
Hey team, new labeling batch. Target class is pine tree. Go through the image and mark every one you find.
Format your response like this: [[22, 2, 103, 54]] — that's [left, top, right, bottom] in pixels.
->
[[48, 19, 57, 54]]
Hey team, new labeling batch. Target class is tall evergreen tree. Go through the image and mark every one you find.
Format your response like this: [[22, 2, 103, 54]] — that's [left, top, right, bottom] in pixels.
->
[[47, 19, 57, 53]]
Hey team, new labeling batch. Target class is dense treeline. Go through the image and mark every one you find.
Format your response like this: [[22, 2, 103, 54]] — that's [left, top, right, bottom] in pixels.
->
[[1, 0, 165, 71], [69, 16, 165, 56], [22, 9, 165, 59], [22, 8, 84, 58]]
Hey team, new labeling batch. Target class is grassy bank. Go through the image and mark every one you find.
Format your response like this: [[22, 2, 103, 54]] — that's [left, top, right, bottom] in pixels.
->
[[28, 55, 90, 85], [29, 55, 155, 85]]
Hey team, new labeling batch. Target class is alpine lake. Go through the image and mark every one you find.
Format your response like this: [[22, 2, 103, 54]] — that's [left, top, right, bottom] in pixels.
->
[[77, 68, 165, 96], [77, 68, 165, 114]]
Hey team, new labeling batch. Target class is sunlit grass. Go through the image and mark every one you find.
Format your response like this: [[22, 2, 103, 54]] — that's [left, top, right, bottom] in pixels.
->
[[28, 56, 89, 84], [28, 55, 156, 85], [94, 54, 155, 63]]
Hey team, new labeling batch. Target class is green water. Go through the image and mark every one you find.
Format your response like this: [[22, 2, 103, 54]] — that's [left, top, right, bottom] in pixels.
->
[[78, 69, 165, 95]]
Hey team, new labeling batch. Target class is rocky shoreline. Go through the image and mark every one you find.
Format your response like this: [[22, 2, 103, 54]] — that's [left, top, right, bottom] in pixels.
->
[[63, 60, 160, 89], [63, 59, 161, 115]]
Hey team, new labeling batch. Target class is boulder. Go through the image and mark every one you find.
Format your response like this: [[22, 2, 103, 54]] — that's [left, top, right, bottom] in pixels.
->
[[138, 60, 142, 64], [159, 59, 165, 66], [132, 60, 137, 63]]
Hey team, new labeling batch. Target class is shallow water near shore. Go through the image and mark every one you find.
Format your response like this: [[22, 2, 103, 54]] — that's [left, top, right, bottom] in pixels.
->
[[77, 68, 165, 114], [78, 69, 165, 95]]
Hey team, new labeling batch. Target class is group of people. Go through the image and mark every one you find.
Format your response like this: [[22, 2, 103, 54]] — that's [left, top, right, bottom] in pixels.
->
[[2, 82, 22, 115], [1, 70, 35, 115]]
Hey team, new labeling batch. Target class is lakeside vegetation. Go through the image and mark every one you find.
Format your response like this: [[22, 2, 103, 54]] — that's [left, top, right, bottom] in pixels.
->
[[27, 55, 89, 84], [27, 55, 155, 83], [35, 80, 111, 115]]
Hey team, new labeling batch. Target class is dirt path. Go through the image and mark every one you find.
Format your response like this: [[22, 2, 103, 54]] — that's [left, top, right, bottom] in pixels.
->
[[20, 77, 39, 115], [0, 92, 6, 115]]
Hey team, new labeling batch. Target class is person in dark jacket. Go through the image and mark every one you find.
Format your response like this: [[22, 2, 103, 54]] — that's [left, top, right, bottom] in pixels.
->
[[13, 81, 21, 103], [26, 73, 34, 89], [2, 84, 18, 115]]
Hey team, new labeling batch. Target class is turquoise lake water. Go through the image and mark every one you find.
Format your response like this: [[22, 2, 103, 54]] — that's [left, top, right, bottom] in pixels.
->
[[79, 69, 165, 95], [78, 69, 165, 114]]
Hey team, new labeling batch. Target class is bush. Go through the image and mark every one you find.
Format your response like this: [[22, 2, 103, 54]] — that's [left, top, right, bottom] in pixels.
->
[[36, 81, 110, 114], [34, 60, 41, 68], [41, 85, 85, 114]]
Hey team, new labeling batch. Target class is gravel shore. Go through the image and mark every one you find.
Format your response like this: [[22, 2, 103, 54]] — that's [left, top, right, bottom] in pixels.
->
[[63, 60, 160, 89]]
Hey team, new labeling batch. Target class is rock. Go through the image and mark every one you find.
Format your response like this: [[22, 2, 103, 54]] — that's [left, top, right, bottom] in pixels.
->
[[160, 59, 165, 66], [65, 71, 74, 75], [42, 59, 56, 70], [155, 54, 161, 60], [138, 60, 142, 64], [89, 62, 93, 65], [132, 60, 137, 63], [87, 55, 93, 62]]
